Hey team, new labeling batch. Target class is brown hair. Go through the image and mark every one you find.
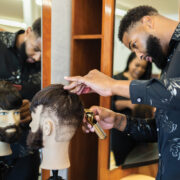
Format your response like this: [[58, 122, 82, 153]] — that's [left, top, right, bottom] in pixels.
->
[[30, 84, 84, 141]]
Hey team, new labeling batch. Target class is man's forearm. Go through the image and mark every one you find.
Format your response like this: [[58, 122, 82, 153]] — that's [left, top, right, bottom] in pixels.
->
[[113, 113, 127, 131], [112, 80, 131, 98]]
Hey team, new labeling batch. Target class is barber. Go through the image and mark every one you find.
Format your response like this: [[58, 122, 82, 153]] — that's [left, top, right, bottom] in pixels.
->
[[64, 6, 180, 180]]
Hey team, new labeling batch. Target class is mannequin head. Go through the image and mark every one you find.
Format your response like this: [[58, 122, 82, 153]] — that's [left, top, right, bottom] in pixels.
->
[[0, 81, 22, 156], [27, 84, 84, 169]]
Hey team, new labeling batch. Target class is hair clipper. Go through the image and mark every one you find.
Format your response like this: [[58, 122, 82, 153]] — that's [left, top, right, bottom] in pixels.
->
[[84, 109, 107, 139]]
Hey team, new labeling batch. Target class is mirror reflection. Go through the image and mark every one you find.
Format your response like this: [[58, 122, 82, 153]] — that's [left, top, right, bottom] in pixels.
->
[[0, 0, 42, 179], [109, 0, 178, 171]]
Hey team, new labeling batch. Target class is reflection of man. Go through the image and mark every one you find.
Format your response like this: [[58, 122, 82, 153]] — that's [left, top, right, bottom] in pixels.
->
[[64, 6, 180, 180], [0, 18, 41, 180], [27, 84, 84, 170], [0, 81, 22, 156]]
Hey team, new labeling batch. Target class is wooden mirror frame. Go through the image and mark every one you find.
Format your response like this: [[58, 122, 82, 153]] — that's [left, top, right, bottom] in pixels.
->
[[42, 0, 51, 179]]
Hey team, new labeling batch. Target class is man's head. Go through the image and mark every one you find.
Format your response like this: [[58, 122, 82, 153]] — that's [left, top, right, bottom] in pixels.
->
[[118, 6, 169, 69], [0, 81, 22, 143], [27, 84, 84, 150], [20, 17, 41, 63]]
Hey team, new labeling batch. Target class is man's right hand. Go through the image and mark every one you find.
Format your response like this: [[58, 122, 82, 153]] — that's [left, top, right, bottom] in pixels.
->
[[82, 106, 127, 133], [64, 69, 116, 96]]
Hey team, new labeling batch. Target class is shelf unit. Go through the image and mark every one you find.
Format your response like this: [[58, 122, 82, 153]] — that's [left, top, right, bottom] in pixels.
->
[[69, 0, 114, 180]]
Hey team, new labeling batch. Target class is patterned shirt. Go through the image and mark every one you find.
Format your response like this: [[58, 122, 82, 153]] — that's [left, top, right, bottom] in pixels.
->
[[125, 23, 180, 180]]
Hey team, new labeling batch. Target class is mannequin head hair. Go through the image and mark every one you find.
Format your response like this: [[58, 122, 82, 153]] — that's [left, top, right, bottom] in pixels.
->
[[30, 84, 84, 142], [0, 81, 22, 110]]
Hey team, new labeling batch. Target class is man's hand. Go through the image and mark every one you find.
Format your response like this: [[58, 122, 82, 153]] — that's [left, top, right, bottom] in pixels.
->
[[82, 106, 127, 133], [20, 99, 32, 125], [64, 69, 116, 96]]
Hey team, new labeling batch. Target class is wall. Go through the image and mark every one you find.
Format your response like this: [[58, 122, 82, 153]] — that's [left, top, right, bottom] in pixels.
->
[[51, 0, 72, 178], [51, 0, 71, 85]]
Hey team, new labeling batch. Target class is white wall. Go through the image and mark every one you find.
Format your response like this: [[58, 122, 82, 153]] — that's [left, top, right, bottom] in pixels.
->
[[51, 0, 71, 85], [51, 0, 72, 178]]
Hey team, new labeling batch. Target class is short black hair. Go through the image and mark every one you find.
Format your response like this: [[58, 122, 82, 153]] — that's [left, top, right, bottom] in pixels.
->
[[118, 6, 158, 42], [123, 52, 152, 80], [0, 81, 22, 110], [30, 84, 84, 126], [32, 17, 41, 37]]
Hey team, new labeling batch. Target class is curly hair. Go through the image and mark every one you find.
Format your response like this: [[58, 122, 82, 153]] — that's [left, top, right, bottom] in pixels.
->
[[118, 6, 158, 42]]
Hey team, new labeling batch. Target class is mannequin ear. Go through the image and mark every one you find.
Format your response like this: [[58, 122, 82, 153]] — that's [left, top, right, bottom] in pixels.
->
[[43, 120, 52, 136]]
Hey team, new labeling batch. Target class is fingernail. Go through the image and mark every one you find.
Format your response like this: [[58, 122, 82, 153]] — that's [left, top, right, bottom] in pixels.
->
[[87, 124, 92, 128]]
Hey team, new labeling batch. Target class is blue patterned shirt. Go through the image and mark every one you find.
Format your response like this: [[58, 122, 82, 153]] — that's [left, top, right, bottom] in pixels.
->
[[125, 23, 180, 180]]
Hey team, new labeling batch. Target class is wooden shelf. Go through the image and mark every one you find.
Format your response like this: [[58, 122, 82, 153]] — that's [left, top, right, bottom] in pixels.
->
[[73, 34, 103, 40], [73, 0, 102, 35]]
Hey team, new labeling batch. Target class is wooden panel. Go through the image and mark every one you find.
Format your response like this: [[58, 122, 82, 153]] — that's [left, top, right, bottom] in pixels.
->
[[72, 0, 102, 35], [98, 0, 115, 179], [42, 0, 51, 88], [68, 39, 101, 180], [73, 34, 102, 39], [42, 0, 51, 179]]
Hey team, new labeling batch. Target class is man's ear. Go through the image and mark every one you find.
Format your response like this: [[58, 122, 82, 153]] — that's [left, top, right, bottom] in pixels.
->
[[43, 120, 52, 136], [25, 27, 32, 37], [141, 16, 154, 30]]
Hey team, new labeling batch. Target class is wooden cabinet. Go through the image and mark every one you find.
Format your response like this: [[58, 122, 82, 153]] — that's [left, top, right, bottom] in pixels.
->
[[69, 0, 114, 180]]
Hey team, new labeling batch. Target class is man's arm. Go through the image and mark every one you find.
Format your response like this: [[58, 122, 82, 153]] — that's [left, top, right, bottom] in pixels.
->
[[129, 78, 180, 110], [123, 116, 157, 142], [83, 106, 157, 142], [64, 69, 131, 97]]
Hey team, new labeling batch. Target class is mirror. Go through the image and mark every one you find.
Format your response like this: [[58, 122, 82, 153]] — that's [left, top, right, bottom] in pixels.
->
[[109, 0, 179, 171], [0, 0, 42, 179]]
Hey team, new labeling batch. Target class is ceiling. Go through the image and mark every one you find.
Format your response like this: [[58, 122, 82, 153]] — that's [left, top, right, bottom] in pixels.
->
[[116, 0, 179, 17]]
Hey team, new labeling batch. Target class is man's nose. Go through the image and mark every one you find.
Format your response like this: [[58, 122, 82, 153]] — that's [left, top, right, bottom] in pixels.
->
[[8, 113, 16, 125], [33, 53, 41, 61], [135, 51, 144, 60]]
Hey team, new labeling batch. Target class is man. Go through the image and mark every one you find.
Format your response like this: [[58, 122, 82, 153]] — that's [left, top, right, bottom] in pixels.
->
[[0, 18, 41, 179], [64, 6, 180, 180], [26, 84, 84, 170]]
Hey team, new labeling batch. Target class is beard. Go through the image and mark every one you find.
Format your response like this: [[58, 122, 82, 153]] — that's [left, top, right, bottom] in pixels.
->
[[26, 127, 43, 150], [19, 42, 36, 63], [146, 35, 167, 70], [0, 125, 22, 143]]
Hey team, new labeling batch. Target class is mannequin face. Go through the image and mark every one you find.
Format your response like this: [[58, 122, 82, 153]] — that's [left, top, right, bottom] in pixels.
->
[[27, 105, 78, 150], [0, 109, 21, 143], [0, 109, 20, 128]]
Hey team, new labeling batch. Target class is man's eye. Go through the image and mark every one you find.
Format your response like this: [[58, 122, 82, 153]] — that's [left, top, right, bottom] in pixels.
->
[[132, 43, 137, 49], [14, 111, 20, 115], [0, 112, 8, 115], [34, 47, 40, 52]]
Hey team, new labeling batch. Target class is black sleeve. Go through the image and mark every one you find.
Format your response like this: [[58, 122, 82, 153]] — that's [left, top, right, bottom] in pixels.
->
[[130, 78, 180, 111], [123, 116, 157, 142]]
